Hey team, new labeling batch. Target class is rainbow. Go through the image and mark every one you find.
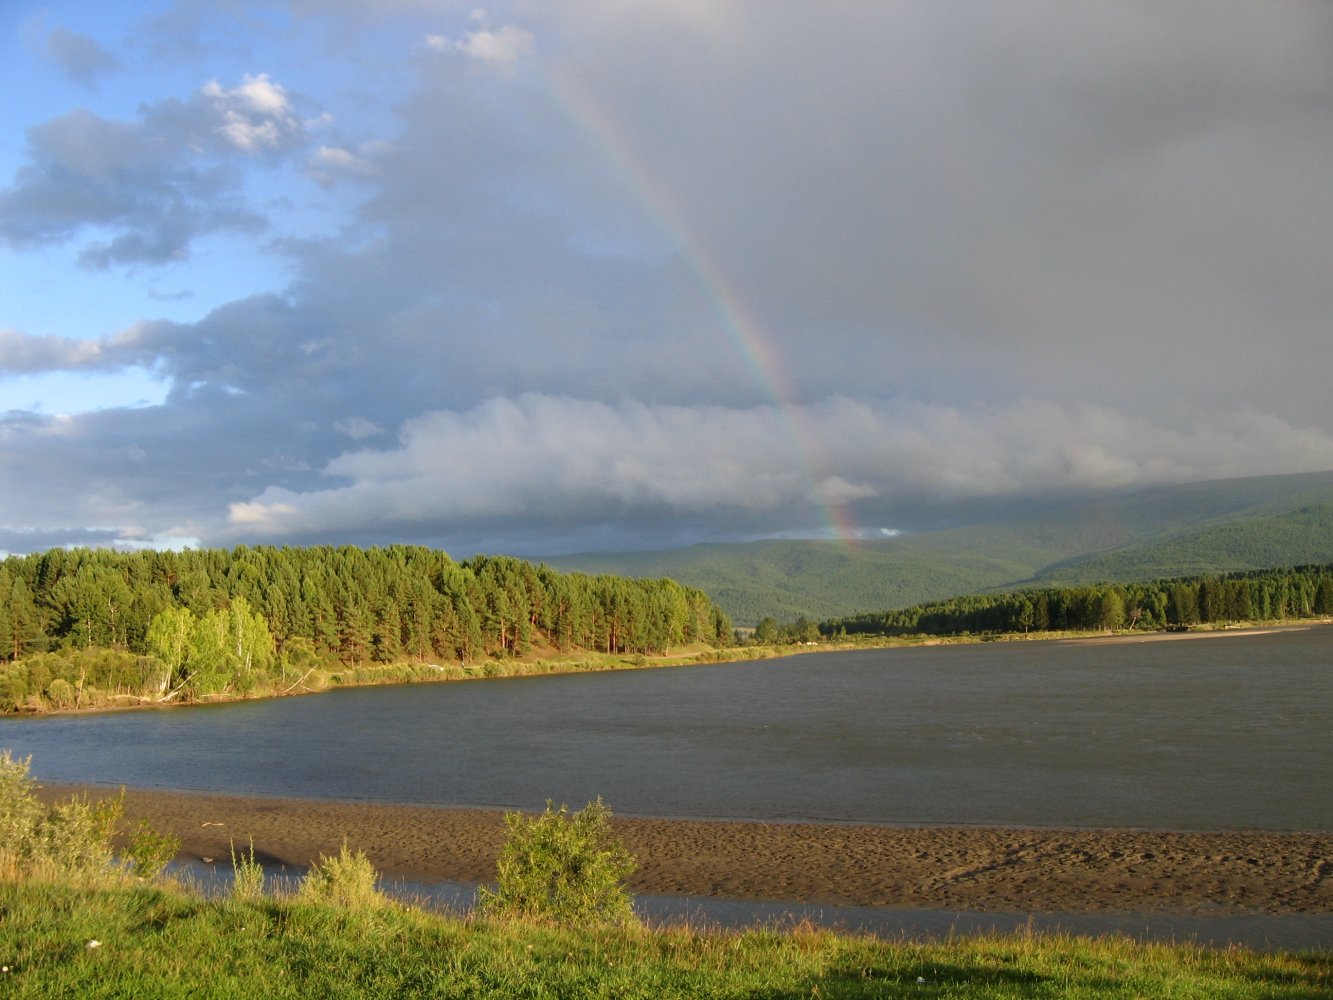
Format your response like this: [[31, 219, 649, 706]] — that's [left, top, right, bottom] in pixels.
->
[[551, 72, 861, 546]]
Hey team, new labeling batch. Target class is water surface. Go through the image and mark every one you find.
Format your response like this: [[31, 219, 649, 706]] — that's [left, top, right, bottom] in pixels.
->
[[3, 626, 1330, 830]]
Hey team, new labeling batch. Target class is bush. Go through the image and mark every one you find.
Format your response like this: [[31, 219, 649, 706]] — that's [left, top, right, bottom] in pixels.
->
[[45, 677, 75, 709], [0, 751, 43, 875], [478, 798, 636, 927], [28, 790, 124, 881], [299, 841, 383, 908], [126, 820, 181, 881], [0, 750, 128, 884]]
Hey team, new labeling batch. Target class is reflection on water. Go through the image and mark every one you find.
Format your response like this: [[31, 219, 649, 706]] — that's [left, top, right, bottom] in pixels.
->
[[2, 626, 1330, 831]]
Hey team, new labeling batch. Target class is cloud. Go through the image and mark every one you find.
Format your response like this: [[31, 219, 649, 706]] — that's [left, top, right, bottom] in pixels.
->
[[334, 416, 385, 440], [308, 144, 382, 185], [208, 394, 1333, 553], [424, 20, 535, 72], [0, 322, 166, 377], [0, 329, 108, 373], [549, 0, 1333, 417], [5, 1, 1333, 556], [0, 73, 319, 267], [200, 74, 304, 152], [45, 26, 122, 88]]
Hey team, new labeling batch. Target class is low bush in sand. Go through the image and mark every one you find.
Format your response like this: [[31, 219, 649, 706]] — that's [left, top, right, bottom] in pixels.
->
[[299, 841, 384, 908], [479, 797, 637, 927], [123, 820, 180, 882]]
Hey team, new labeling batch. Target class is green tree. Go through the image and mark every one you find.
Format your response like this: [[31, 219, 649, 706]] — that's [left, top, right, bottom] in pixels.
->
[[0, 570, 46, 661], [753, 617, 779, 643], [145, 606, 195, 697], [1095, 589, 1125, 631]]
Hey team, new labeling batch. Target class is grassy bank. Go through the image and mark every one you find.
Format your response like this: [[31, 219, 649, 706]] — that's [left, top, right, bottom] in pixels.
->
[[1, 642, 775, 716], [13, 621, 1314, 718], [0, 878, 1327, 999]]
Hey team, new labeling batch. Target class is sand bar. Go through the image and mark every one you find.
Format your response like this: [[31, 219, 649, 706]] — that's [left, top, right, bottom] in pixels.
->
[[38, 784, 1332, 916]]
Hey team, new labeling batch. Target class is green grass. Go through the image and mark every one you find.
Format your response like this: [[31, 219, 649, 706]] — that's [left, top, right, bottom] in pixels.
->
[[0, 879, 1327, 998]]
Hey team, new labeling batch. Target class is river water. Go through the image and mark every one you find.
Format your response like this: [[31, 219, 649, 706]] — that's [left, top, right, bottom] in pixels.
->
[[2, 625, 1329, 831]]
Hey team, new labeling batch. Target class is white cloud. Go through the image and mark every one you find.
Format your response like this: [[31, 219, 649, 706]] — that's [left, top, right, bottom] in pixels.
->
[[424, 22, 535, 71], [308, 144, 380, 184], [218, 394, 1333, 547], [202, 73, 302, 153]]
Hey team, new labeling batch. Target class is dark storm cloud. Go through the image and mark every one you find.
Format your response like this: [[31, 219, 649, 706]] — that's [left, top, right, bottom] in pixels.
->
[[556, 2, 1333, 413]]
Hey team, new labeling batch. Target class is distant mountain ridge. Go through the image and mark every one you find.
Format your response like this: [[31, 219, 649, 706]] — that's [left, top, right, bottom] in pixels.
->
[[541, 471, 1333, 624]]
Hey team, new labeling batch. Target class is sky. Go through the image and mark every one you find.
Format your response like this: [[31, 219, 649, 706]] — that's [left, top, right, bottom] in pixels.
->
[[3, 1, 1333, 558]]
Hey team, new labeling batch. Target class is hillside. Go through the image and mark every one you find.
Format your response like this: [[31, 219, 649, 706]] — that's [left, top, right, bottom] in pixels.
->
[[544, 471, 1333, 624]]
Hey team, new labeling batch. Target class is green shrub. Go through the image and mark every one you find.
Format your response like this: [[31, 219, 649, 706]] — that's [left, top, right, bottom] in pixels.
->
[[125, 820, 181, 881], [45, 677, 75, 709], [299, 841, 383, 908], [0, 750, 127, 884], [0, 751, 43, 875], [478, 798, 636, 927], [230, 838, 266, 900], [26, 790, 124, 883]]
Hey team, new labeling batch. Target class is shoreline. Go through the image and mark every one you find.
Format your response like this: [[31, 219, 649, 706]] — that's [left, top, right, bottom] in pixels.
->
[[40, 784, 1333, 918], [15, 621, 1324, 720]]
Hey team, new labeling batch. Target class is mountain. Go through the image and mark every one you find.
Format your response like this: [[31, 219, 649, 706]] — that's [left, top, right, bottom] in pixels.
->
[[541, 471, 1333, 624]]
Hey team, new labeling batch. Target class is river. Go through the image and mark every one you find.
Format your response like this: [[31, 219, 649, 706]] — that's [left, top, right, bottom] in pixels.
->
[[2, 625, 1329, 831]]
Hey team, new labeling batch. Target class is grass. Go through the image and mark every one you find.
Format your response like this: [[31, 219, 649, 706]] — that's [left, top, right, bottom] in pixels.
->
[[0, 878, 1326, 998]]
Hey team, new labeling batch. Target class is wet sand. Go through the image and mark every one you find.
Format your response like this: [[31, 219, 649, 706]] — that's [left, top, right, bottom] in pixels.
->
[[40, 784, 1332, 916]]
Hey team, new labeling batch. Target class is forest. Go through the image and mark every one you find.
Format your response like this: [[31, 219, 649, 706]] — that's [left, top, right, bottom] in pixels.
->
[[823, 564, 1333, 638], [0, 545, 732, 710]]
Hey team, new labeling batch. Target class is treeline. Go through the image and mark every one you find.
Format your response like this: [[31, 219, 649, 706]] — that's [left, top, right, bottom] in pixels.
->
[[824, 564, 1333, 638], [0, 546, 732, 698]]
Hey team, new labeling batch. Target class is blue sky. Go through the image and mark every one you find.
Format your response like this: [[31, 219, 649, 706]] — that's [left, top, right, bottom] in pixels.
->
[[4, 1, 1333, 556]]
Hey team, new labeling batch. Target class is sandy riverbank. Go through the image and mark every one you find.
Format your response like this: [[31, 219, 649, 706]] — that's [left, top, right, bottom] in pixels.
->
[[1057, 625, 1311, 646], [38, 784, 1332, 917]]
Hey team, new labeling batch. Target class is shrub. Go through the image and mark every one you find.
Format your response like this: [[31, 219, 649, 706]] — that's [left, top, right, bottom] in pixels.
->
[[478, 798, 637, 927], [0, 751, 43, 875], [125, 820, 181, 881], [299, 841, 383, 908], [230, 838, 266, 900], [0, 751, 127, 884], [45, 677, 75, 709], [28, 790, 124, 882]]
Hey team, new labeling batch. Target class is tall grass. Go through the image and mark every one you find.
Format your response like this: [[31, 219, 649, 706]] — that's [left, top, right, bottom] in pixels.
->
[[229, 838, 265, 900]]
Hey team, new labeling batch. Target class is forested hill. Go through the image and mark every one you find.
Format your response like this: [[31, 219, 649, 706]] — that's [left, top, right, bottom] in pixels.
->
[[546, 471, 1333, 624], [0, 545, 732, 676], [822, 564, 1333, 638]]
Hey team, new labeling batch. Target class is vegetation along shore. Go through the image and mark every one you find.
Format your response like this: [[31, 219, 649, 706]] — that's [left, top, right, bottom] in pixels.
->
[[3, 545, 1333, 716]]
